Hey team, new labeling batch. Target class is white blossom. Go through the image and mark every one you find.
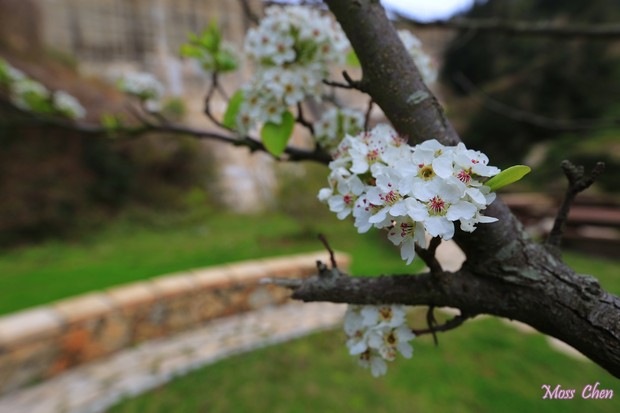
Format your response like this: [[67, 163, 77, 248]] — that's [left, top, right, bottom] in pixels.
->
[[314, 107, 364, 155], [343, 304, 415, 377], [116, 71, 165, 112], [358, 349, 388, 377], [398, 30, 437, 85], [53, 90, 86, 119], [10, 78, 49, 110], [319, 125, 500, 264], [237, 5, 350, 132]]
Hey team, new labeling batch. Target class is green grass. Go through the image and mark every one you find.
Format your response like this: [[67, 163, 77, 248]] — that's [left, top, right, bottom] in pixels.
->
[[1, 205, 618, 412], [0, 208, 423, 315], [0, 203, 616, 317], [107, 314, 618, 413], [104, 246, 619, 413]]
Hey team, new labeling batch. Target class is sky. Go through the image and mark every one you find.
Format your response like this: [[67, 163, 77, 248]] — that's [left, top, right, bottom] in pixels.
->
[[382, 0, 477, 21]]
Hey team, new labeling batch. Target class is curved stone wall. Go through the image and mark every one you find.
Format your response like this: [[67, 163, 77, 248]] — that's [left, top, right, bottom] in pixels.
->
[[0, 251, 350, 395]]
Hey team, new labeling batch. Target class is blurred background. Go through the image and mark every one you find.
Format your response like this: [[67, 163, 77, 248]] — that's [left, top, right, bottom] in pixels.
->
[[0, 0, 618, 412]]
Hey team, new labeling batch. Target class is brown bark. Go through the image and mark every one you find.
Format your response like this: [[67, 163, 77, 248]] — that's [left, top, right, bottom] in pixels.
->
[[287, 0, 620, 378]]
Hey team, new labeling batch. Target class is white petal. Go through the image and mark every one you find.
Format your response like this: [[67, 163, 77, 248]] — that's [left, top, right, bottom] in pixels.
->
[[432, 155, 454, 179], [446, 201, 477, 221], [397, 342, 414, 359], [400, 238, 416, 264], [424, 216, 454, 239], [370, 357, 388, 377]]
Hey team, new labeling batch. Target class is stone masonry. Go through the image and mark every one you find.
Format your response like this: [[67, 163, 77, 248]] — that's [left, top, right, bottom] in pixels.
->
[[0, 251, 350, 396]]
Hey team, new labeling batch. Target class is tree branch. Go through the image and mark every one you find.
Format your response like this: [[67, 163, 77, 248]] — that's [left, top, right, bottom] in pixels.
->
[[414, 236, 442, 275], [237, 0, 260, 25], [204, 72, 228, 130], [412, 309, 471, 341], [454, 73, 620, 131], [318, 0, 620, 377], [282, 257, 620, 377], [363, 98, 374, 131], [399, 16, 620, 39], [546, 160, 606, 248], [325, 0, 460, 147], [0, 98, 332, 164], [323, 70, 365, 91], [296, 102, 315, 134]]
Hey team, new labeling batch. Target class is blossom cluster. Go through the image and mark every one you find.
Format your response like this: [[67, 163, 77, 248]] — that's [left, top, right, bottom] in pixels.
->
[[52, 91, 87, 119], [236, 5, 349, 133], [116, 71, 165, 112], [398, 30, 437, 85], [344, 304, 415, 377], [0, 58, 86, 119], [318, 124, 500, 264], [313, 107, 364, 155]]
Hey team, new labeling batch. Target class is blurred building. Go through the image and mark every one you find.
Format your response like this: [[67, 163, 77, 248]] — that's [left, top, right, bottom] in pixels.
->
[[36, 0, 275, 213]]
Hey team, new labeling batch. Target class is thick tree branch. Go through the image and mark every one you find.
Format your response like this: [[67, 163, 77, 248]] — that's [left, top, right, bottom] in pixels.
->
[[399, 16, 620, 39], [325, 0, 521, 262], [326, 0, 460, 147], [317, 0, 620, 377], [285, 251, 620, 377]]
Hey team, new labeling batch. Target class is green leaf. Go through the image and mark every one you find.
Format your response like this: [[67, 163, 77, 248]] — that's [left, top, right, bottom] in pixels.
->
[[200, 20, 221, 53], [346, 50, 360, 67], [485, 165, 531, 191], [215, 51, 238, 72], [222, 89, 244, 129], [179, 44, 203, 58], [260, 111, 295, 156]]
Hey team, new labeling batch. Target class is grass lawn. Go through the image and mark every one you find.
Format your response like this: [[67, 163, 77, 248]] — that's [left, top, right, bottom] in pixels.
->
[[106, 314, 619, 413], [102, 244, 619, 413], [0, 208, 423, 315], [0, 205, 617, 315], [1, 205, 618, 412]]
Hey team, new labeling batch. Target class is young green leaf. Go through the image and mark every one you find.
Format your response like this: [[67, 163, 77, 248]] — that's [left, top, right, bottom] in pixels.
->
[[215, 51, 238, 72], [222, 90, 244, 129], [346, 50, 360, 67], [201, 20, 221, 53], [179, 44, 203, 58], [485, 165, 531, 191], [260, 111, 295, 156]]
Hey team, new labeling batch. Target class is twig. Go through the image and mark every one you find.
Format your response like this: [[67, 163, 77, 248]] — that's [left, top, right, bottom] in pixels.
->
[[454, 73, 620, 131], [412, 310, 471, 341], [546, 160, 606, 248], [323, 71, 365, 92], [237, 0, 260, 25], [364, 98, 374, 131], [0, 97, 332, 164], [398, 16, 620, 39], [296, 102, 315, 134], [204, 72, 228, 129], [342, 71, 364, 91], [414, 237, 443, 274], [323, 79, 355, 90], [427, 306, 439, 345], [318, 233, 338, 269]]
